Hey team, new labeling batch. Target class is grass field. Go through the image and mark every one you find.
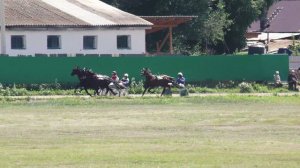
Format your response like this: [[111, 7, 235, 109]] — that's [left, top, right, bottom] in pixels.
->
[[0, 96, 299, 168]]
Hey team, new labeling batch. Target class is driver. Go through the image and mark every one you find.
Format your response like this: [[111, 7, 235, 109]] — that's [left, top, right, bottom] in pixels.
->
[[121, 73, 130, 87], [111, 71, 119, 82], [176, 72, 186, 88]]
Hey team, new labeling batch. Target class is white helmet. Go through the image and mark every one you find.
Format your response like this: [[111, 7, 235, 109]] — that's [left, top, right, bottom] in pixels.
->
[[124, 73, 129, 77], [178, 72, 183, 76]]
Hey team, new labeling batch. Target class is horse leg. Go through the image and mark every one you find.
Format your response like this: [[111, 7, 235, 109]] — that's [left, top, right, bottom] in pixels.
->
[[104, 88, 109, 96], [142, 87, 148, 96], [84, 88, 92, 97], [99, 88, 104, 96], [74, 84, 81, 94], [113, 86, 121, 97], [94, 89, 99, 96], [161, 87, 166, 97], [108, 87, 117, 96], [117, 87, 121, 97], [97, 87, 103, 96], [112, 89, 118, 96]]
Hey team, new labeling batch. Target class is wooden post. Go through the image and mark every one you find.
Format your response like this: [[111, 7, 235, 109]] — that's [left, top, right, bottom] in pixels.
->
[[157, 32, 170, 53], [156, 41, 160, 53], [0, 0, 6, 55], [169, 26, 173, 54]]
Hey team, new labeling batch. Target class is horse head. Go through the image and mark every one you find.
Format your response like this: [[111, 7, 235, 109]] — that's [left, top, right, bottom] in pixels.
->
[[71, 66, 81, 76], [141, 68, 152, 76]]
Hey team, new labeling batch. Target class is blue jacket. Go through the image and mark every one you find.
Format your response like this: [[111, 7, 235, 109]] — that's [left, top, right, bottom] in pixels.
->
[[176, 77, 185, 85], [121, 78, 130, 87]]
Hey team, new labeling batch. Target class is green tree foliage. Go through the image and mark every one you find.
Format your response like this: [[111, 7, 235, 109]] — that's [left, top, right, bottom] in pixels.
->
[[202, 1, 232, 54], [101, 0, 278, 54], [213, 0, 279, 53], [220, 0, 265, 53]]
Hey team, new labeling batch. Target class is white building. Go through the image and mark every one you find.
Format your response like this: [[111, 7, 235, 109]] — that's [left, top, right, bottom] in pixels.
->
[[0, 0, 153, 56]]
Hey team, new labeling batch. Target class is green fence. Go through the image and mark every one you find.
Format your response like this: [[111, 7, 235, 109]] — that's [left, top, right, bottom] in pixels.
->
[[0, 55, 288, 84]]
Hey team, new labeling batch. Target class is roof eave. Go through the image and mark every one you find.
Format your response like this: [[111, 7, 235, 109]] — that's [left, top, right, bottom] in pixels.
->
[[6, 24, 153, 29]]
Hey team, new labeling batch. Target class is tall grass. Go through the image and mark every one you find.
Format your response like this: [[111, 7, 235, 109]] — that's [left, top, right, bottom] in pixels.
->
[[0, 81, 294, 96]]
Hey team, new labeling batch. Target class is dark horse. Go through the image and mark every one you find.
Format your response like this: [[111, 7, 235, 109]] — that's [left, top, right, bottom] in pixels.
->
[[84, 68, 127, 96], [71, 67, 116, 96], [141, 68, 176, 96]]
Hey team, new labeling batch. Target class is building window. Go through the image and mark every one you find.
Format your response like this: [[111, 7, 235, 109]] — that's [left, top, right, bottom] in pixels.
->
[[117, 35, 131, 49], [11, 35, 25, 49], [47, 35, 61, 49], [83, 36, 97, 49]]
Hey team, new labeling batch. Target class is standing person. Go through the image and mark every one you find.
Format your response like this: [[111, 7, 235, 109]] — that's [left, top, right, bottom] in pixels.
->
[[288, 70, 298, 90], [273, 71, 282, 87], [111, 71, 119, 82], [176, 72, 186, 88], [121, 73, 130, 87]]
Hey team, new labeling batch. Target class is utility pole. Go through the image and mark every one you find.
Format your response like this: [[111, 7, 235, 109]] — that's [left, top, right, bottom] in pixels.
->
[[0, 0, 6, 55]]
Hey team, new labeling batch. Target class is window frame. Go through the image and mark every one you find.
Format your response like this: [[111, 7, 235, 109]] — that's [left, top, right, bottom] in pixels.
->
[[117, 35, 131, 50], [47, 35, 61, 49], [83, 36, 97, 50], [11, 35, 26, 50]]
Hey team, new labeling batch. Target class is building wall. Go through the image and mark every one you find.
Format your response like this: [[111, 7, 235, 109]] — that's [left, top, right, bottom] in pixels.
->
[[0, 27, 147, 56]]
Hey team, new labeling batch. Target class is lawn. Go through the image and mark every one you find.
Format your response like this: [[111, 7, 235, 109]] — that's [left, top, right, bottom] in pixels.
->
[[0, 96, 299, 168]]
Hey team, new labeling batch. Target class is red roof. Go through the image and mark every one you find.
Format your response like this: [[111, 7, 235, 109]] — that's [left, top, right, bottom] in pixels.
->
[[248, 0, 300, 33]]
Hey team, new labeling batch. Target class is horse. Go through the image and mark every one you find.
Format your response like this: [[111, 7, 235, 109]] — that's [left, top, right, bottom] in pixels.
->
[[83, 69, 127, 96], [140, 68, 176, 96], [71, 67, 116, 96]]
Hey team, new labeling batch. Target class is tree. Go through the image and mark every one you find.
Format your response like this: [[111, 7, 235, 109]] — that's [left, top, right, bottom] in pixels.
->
[[101, 0, 278, 54], [219, 0, 278, 53], [202, 1, 232, 54]]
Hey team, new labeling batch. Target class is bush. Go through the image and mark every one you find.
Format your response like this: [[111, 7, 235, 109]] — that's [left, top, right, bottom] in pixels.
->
[[0, 84, 29, 96], [216, 80, 237, 89], [186, 84, 196, 93], [252, 83, 269, 93], [128, 78, 144, 94], [239, 82, 254, 93]]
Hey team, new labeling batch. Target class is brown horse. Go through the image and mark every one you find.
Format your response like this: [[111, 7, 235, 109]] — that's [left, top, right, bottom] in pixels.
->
[[141, 68, 176, 96]]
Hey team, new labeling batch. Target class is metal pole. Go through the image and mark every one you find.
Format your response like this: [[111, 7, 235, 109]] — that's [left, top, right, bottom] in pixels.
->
[[0, 0, 6, 55]]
